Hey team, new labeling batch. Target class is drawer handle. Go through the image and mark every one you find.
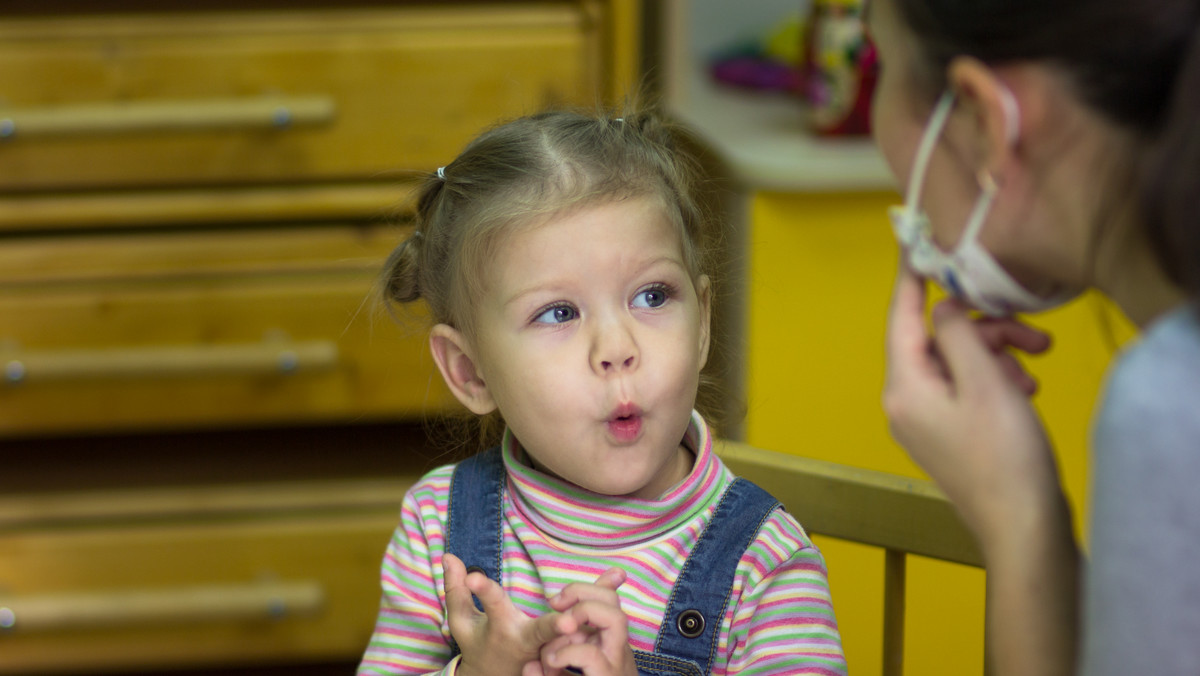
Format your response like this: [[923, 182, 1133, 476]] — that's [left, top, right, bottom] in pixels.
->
[[3, 339, 339, 384], [0, 580, 324, 634], [0, 95, 336, 140]]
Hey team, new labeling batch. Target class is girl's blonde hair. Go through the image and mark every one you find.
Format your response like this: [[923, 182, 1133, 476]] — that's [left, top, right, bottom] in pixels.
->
[[380, 106, 717, 449], [382, 107, 712, 340]]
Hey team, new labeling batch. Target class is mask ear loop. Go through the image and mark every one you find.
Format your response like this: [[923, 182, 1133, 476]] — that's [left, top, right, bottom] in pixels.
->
[[904, 91, 958, 209], [964, 84, 1021, 244]]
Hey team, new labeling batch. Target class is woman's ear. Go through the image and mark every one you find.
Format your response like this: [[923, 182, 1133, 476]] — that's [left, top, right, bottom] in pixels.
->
[[429, 324, 497, 415], [947, 56, 1022, 180], [696, 274, 712, 370]]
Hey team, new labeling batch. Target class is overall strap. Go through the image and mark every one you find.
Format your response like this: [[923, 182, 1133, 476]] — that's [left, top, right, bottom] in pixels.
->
[[645, 478, 781, 676], [445, 446, 506, 610]]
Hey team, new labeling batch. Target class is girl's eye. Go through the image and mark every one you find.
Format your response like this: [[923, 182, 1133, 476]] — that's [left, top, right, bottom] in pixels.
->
[[533, 304, 578, 324], [633, 286, 670, 309]]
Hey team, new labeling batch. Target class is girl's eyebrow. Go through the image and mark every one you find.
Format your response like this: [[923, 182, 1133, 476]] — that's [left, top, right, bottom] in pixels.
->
[[502, 281, 562, 309], [501, 256, 688, 309]]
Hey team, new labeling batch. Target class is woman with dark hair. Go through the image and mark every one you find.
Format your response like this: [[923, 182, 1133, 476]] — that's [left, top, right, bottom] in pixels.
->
[[866, 0, 1200, 673]]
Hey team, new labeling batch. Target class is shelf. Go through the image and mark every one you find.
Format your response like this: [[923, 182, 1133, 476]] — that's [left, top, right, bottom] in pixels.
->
[[669, 65, 896, 193]]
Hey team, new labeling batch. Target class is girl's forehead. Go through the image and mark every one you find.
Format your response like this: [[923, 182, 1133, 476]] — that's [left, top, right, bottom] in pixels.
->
[[487, 198, 690, 269]]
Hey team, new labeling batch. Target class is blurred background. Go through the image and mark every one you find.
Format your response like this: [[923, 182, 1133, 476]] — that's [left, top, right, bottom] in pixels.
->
[[0, 1, 1130, 674]]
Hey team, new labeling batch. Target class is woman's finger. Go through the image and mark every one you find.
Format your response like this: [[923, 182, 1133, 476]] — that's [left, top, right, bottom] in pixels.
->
[[885, 260, 934, 377], [975, 316, 1053, 355], [929, 299, 1013, 399], [995, 350, 1039, 396]]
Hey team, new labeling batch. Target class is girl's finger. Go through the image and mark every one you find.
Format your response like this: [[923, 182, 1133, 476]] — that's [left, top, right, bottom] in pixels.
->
[[523, 610, 579, 654], [592, 567, 627, 592], [538, 633, 587, 676], [443, 554, 479, 622], [545, 643, 608, 674], [464, 567, 509, 613], [549, 581, 623, 612], [566, 601, 629, 643]]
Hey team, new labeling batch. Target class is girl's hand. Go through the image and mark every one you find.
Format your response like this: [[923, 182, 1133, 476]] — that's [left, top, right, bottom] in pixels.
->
[[882, 262, 1065, 551], [444, 554, 578, 676], [533, 568, 637, 676]]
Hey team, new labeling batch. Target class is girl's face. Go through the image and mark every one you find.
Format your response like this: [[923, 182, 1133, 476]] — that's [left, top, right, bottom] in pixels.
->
[[470, 195, 710, 499]]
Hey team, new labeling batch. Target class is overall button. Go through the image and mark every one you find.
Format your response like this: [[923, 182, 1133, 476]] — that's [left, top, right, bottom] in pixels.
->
[[676, 609, 705, 638]]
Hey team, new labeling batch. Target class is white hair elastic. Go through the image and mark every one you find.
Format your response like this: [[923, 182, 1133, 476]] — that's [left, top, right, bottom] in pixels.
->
[[436, 166, 446, 180]]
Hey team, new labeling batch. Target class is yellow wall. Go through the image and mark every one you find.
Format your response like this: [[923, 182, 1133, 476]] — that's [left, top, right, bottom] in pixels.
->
[[743, 191, 1134, 675]]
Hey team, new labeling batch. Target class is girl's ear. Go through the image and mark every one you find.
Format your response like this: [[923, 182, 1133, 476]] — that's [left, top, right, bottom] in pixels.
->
[[696, 274, 712, 370], [429, 324, 497, 415]]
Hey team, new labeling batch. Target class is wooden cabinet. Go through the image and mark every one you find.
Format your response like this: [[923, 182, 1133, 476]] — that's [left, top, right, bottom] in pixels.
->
[[0, 6, 601, 192], [0, 2, 639, 672]]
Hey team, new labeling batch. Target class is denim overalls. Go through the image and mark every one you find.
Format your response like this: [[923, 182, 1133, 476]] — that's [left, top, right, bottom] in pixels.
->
[[445, 447, 781, 676]]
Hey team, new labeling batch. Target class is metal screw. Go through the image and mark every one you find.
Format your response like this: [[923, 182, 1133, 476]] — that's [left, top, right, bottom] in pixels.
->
[[4, 360, 26, 384], [271, 106, 292, 129]]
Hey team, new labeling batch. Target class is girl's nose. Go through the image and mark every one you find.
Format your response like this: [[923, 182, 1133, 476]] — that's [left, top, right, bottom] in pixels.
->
[[591, 320, 638, 374], [599, 354, 636, 372]]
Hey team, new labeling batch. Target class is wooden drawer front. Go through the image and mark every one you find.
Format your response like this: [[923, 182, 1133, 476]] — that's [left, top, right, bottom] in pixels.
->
[[0, 226, 457, 435], [0, 4, 595, 191], [0, 484, 404, 672]]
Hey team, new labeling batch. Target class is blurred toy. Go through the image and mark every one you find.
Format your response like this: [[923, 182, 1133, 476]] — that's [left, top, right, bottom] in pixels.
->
[[708, 14, 806, 94], [803, 0, 877, 135]]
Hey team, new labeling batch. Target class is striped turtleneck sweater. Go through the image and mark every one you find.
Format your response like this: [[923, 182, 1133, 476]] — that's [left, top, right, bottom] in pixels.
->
[[358, 411, 846, 675]]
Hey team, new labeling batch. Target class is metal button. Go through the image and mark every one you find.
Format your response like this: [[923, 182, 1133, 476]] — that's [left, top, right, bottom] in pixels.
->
[[676, 609, 705, 638]]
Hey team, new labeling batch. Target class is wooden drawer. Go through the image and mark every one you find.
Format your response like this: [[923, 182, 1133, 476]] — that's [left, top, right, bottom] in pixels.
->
[[0, 225, 457, 436], [0, 479, 409, 673], [0, 4, 596, 192]]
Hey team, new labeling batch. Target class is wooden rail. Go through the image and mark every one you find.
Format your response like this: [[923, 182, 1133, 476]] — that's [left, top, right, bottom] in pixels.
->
[[715, 440, 986, 676]]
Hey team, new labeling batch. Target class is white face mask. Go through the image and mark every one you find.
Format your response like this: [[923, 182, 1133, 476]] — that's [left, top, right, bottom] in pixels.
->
[[888, 90, 1076, 316]]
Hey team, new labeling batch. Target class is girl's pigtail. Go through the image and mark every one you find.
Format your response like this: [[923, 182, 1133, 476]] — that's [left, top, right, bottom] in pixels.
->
[[383, 171, 447, 305], [1143, 16, 1200, 300], [382, 231, 422, 304]]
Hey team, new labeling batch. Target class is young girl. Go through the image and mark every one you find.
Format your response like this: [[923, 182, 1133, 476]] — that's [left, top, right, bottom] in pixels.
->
[[357, 109, 846, 676]]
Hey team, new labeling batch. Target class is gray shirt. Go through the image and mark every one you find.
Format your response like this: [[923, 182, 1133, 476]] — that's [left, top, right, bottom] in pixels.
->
[[1083, 305, 1200, 675]]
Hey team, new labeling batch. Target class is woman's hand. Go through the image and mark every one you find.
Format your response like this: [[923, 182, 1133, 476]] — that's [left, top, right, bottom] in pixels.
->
[[882, 262, 1064, 550], [444, 553, 578, 676], [532, 568, 638, 676]]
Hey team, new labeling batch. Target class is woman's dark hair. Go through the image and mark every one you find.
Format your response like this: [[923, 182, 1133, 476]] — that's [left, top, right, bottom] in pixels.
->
[[893, 0, 1200, 298]]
